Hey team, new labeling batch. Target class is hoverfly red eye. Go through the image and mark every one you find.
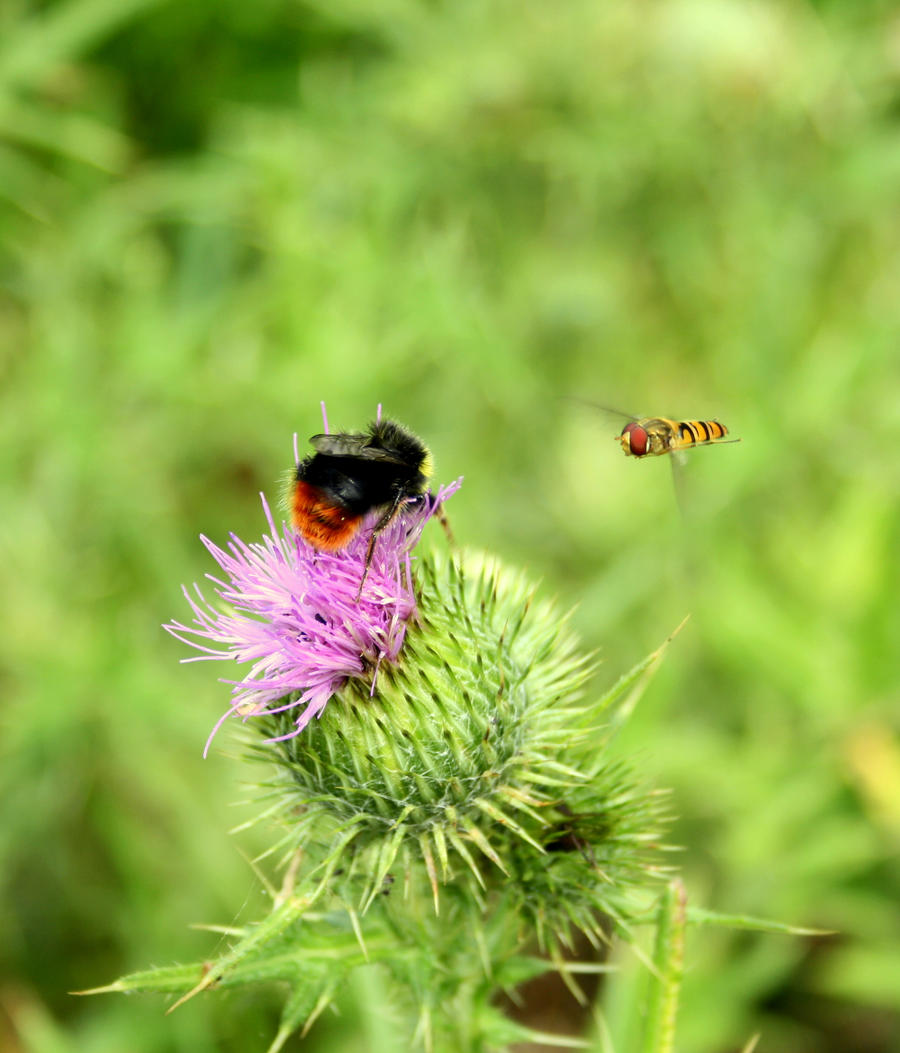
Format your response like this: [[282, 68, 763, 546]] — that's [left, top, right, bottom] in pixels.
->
[[626, 424, 649, 456]]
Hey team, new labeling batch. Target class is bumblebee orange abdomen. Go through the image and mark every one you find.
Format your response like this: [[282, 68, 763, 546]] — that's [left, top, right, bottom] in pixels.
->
[[291, 479, 363, 550]]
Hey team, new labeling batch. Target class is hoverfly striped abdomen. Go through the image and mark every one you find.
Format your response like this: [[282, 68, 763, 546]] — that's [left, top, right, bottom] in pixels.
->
[[676, 419, 728, 448]]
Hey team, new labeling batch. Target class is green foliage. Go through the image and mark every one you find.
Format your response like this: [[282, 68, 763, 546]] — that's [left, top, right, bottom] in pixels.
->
[[2, 0, 898, 1050]]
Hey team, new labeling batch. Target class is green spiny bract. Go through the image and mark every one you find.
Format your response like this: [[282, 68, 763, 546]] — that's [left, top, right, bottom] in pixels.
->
[[111, 552, 672, 1051], [254, 552, 670, 937]]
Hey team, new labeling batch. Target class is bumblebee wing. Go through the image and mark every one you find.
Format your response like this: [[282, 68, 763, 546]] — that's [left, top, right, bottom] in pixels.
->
[[308, 433, 365, 456], [309, 433, 407, 464]]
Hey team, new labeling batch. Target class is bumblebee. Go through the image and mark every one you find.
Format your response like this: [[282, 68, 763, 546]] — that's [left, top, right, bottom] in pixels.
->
[[290, 418, 432, 584]]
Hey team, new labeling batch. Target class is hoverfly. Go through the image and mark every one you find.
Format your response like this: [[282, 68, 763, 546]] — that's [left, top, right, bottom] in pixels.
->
[[615, 415, 738, 459], [576, 402, 740, 515]]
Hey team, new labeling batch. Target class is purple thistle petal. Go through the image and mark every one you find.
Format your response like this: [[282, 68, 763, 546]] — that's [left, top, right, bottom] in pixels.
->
[[165, 476, 461, 756]]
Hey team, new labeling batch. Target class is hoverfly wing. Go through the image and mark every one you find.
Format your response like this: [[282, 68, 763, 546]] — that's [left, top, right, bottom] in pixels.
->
[[682, 436, 742, 449], [566, 397, 642, 423], [566, 399, 646, 455], [669, 450, 689, 519]]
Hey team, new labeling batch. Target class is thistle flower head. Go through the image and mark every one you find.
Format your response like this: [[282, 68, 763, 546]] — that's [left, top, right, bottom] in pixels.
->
[[165, 464, 460, 754]]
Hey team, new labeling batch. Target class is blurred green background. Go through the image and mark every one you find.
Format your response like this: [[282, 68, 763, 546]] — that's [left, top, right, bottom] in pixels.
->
[[1, 0, 898, 1050]]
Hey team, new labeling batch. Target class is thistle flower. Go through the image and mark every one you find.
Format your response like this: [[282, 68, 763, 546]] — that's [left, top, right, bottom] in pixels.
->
[[165, 475, 461, 755]]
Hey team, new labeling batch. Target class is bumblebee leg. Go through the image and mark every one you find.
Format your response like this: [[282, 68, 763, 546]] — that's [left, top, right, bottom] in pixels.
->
[[433, 501, 455, 547], [355, 492, 406, 600]]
